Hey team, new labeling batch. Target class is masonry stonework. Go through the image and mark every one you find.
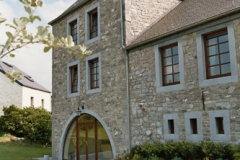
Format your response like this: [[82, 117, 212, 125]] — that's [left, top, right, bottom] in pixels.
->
[[128, 17, 240, 146]]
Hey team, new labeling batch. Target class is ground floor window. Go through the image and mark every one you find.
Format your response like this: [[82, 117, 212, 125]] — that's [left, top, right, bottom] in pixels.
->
[[63, 114, 113, 160]]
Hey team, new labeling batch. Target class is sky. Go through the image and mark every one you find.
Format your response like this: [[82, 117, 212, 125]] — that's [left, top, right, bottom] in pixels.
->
[[0, 0, 76, 91]]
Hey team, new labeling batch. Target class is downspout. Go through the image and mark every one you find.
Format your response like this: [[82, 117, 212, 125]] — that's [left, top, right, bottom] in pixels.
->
[[120, 0, 131, 151]]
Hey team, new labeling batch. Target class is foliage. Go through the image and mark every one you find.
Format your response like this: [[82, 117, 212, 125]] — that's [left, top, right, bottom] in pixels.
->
[[0, 0, 92, 81], [123, 141, 238, 160], [0, 105, 51, 144]]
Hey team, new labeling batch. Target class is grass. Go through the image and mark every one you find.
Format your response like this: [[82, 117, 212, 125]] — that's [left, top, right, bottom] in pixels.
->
[[0, 134, 51, 160]]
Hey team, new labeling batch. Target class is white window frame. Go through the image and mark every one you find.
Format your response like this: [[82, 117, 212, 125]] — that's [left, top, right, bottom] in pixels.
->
[[197, 22, 238, 87], [154, 37, 185, 92], [67, 15, 80, 45], [184, 112, 203, 141], [85, 2, 100, 44], [163, 113, 179, 140], [67, 60, 80, 98], [86, 52, 102, 94], [209, 110, 231, 141]]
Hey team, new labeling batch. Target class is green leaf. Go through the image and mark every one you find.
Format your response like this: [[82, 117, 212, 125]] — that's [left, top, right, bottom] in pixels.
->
[[33, 16, 41, 22], [24, 5, 32, 14], [43, 46, 51, 52], [9, 54, 15, 58], [37, 0, 43, 7], [5, 24, 17, 29], [0, 17, 6, 24], [66, 35, 74, 47], [6, 32, 13, 38]]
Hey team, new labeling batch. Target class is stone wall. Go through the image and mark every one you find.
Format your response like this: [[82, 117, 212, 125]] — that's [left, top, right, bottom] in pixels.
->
[[0, 73, 22, 115], [128, 17, 240, 146], [51, 0, 128, 159], [124, 0, 180, 45]]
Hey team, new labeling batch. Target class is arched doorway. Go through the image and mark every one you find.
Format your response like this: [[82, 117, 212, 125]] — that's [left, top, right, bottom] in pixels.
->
[[62, 113, 114, 160]]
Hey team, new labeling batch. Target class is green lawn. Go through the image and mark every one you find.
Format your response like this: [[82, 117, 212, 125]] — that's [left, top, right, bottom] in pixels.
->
[[0, 134, 51, 160], [0, 143, 51, 160]]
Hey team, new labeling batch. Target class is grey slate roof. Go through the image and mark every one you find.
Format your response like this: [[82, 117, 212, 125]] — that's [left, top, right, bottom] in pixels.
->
[[127, 0, 240, 49], [0, 60, 51, 93]]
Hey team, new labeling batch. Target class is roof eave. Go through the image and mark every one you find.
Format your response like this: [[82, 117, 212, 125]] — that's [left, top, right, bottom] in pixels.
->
[[126, 7, 240, 50], [23, 85, 51, 93], [48, 0, 89, 25]]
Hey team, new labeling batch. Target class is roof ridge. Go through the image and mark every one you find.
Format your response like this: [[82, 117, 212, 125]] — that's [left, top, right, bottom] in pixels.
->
[[127, 1, 182, 46]]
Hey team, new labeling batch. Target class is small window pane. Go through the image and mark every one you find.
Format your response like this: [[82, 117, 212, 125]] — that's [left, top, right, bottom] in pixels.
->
[[209, 56, 219, 65], [164, 57, 172, 65], [164, 66, 172, 74], [221, 64, 231, 74], [220, 53, 230, 63], [173, 64, 179, 73], [164, 75, 173, 84], [173, 55, 179, 64], [92, 81, 96, 88], [164, 48, 171, 57], [172, 46, 178, 55], [209, 66, 220, 76], [208, 45, 218, 55], [174, 73, 180, 82], [219, 34, 228, 43], [219, 42, 229, 53], [207, 37, 217, 45]]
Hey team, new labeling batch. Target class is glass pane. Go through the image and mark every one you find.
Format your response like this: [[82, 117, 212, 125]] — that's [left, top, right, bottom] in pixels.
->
[[209, 66, 220, 76], [173, 55, 179, 64], [219, 34, 228, 43], [172, 46, 178, 55], [164, 48, 171, 57], [221, 64, 231, 74], [97, 122, 113, 160], [164, 57, 172, 66], [79, 125, 86, 160], [220, 53, 230, 63], [207, 37, 217, 45], [209, 55, 219, 66], [96, 80, 99, 87], [164, 66, 172, 74], [208, 45, 218, 55], [173, 64, 179, 73], [79, 114, 95, 123], [91, 68, 96, 74], [219, 42, 229, 53], [63, 121, 77, 160], [174, 73, 180, 82], [92, 81, 96, 88], [164, 75, 173, 84], [87, 125, 95, 160]]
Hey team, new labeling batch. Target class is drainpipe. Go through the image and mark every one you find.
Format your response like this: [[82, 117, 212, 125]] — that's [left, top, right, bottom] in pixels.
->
[[120, 0, 131, 151]]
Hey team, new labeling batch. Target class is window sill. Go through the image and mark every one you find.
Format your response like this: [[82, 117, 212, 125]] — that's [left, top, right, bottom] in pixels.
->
[[86, 87, 101, 94]]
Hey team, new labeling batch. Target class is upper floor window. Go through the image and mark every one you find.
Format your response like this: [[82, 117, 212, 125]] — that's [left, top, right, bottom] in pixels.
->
[[89, 58, 99, 89], [69, 20, 78, 45], [161, 43, 180, 86], [31, 97, 34, 106], [67, 60, 80, 98], [204, 29, 230, 79], [41, 99, 44, 108], [67, 15, 79, 45], [197, 22, 238, 87], [154, 38, 185, 92], [85, 2, 100, 44]]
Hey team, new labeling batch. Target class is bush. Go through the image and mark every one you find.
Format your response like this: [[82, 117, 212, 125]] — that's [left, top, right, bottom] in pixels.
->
[[0, 105, 51, 145]]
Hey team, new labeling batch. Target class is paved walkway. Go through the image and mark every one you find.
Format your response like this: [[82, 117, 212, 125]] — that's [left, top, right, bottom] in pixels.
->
[[32, 157, 52, 160]]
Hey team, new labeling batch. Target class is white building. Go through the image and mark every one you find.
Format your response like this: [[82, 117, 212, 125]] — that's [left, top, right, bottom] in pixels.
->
[[0, 60, 51, 115]]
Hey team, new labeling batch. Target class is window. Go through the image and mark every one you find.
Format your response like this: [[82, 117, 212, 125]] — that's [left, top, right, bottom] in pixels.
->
[[41, 99, 44, 108], [168, 119, 175, 134], [69, 20, 78, 45], [154, 38, 185, 92], [86, 52, 102, 94], [204, 29, 230, 79], [197, 22, 238, 87], [85, 2, 100, 44], [67, 60, 80, 98], [161, 43, 180, 86], [164, 114, 179, 140], [31, 97, 34, 106], [89, 58, 99, 89], [216, 117, 224, 134], [190, 118, 198, 134], [209, 110, 230, 141], [184, 112, 203, 141], [67, 15, 79, 45]]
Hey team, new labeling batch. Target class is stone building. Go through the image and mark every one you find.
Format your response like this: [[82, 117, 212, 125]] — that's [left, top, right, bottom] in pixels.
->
[[49, 0, 240, 159]]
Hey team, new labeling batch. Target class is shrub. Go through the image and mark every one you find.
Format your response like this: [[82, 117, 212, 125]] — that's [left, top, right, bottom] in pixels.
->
[[0, 105, 51, 145]]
